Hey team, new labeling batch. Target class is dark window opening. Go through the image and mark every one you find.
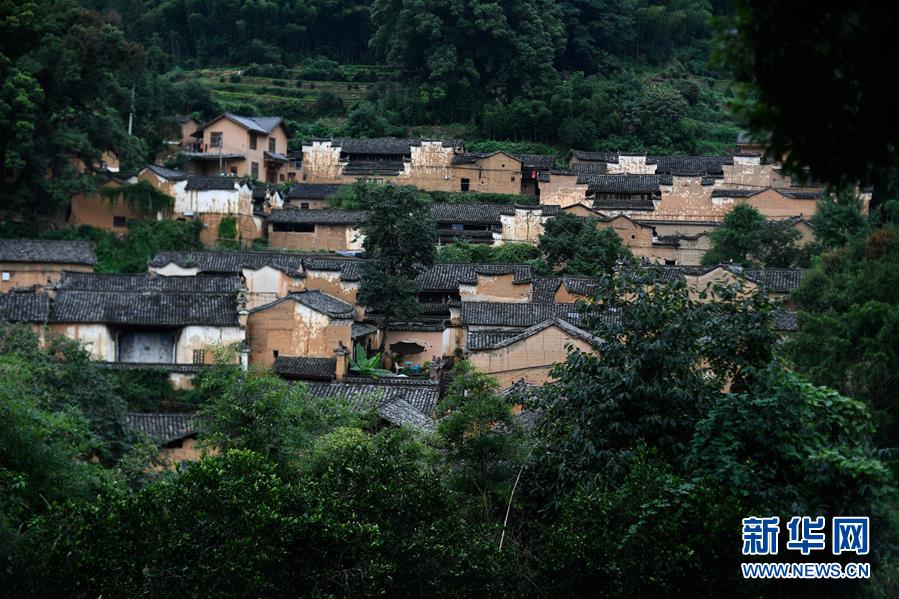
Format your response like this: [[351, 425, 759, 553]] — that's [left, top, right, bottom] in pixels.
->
[[251, 162, 259, 179], [273, 350, 279, 358], [665, 259, 677, 265], [229, 167, 237, 175], [113, 216, 127, 227], [269, 137, 276, 153], [210, 132, 223, 148], [300, 202, 309, 209], [249, 133, 257, 150], [460, 178, 470, 192]]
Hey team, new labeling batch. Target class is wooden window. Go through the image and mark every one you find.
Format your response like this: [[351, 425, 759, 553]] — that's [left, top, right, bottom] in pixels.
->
[[269, 137, 276, 153], [251, 162, 259, 179], [192, 349, 206, 364], [249, 133, 257, 150], [460, 178, 470, 192], [210, 132, 223, 148], [113, 216, 126, 227]]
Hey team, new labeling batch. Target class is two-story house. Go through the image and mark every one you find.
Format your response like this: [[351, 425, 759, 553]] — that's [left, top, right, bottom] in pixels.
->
[[182, 113, 291, 183]]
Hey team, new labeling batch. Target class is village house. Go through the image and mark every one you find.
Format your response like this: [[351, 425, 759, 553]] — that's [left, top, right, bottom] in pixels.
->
[[181, 113, 291, 183], [48, 272, 245, 372], [245, 290, 357, 368], [266, 208, 368, 251], [284, 183, 346, 209], [69, 173, 160, 233], [0, 292, 49, 343], [0, 240, 96, 293], [297, 137, 556, 196], [126, 412, 202, 466], [148, 250, 365, 307]]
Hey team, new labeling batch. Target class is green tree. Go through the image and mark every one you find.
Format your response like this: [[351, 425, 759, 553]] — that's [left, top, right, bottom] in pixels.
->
[[370, 0, 565, 121], [531, 268, 776, 492], [702, 203, 802, 267], [356, 183, 437, 351], [197, 363, 368, 467], [538, 213, 628, 275], [811, 186, 870, 251], [787, 226, 899, 440], [437, 361, 527, 521]]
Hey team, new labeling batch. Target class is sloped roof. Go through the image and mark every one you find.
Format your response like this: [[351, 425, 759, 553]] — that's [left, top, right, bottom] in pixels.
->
[[417, 263, 533, 290], [710, 187, 822, 200], [145, 164, 188, 181], [742, 268, 807, 293], [515, 154, 556, 170], [0, 292, 49, 322], [647, 156, 732, 176], [267, 208, 370, 225], [582, 174, 671, 194], [273, 356, 336, 381], [184, 176, 239, 191], [209, 113, 285, 135], [0, 239, 96, 265], [305, 379, 439, 431], [461, 302, 582, 327], [329, 137, 460, 154], [466, 318, 602, 351], [51, 290, 238, 326], [250, 291, 354, 319], [466, 330, 523, 351], [60, 272, 242, 294], [126, 412, 196, 445]]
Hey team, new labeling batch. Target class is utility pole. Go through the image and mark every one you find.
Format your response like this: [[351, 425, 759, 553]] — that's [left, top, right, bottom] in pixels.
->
[[127, 86, 134, 136]]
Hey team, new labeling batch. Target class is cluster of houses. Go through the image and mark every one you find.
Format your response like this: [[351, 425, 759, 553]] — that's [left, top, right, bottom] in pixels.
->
[[3, 116, 840, 462], [73, 113, 867, 266], [1, 236, 807, 459]]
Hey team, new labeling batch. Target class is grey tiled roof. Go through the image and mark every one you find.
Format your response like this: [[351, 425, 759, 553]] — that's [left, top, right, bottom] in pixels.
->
[[582, 174, 670, 193], [267, 208, 370, 225], [466, 318, 602, 351], [417, 263, 533, 290], [773, 309, 799, 332], [742, 268, 807, 293], [515, 154, 556, 170], [0, 293, 49, 322], [273, 356, 336, 381], [567, 162, 608, 175], [60, 272, 242, 293], [0, 239, 96, 265], [648, 156, 732, 176], [303, 258, 364, 281], [711, 187, 821, 200], [305, 379, 439, 431], [126, 412, 197, 444], [466, 330, 522, 350], [251, 291, 354, 319], [341, 377, 440, 414], [51, 290, 238, 326], [146, 164, 188, 181], [293, 290, 354, 318], [330, 137, 460, 155], [184, 176, 239, 191], [286, 183, 344, 200], [461, 302, 582, 327], [351, 322, 378, 338], [531, 277, 562, 303]]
